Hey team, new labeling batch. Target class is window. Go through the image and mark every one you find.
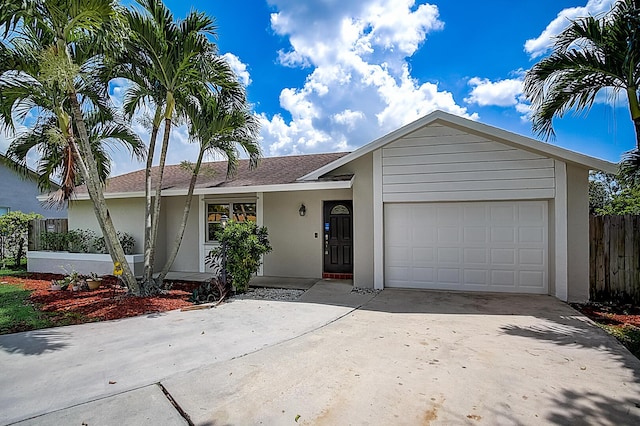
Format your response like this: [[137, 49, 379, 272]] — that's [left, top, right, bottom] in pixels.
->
[[0, 207, 9, 216], [206, 202, 256, 242]]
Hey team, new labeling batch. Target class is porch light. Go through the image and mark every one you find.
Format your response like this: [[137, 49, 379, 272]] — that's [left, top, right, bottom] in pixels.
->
[[220, 214, 229, 228], [299, 204, 306, 217]]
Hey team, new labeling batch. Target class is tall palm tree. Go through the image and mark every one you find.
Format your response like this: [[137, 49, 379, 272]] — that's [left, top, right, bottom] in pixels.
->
[[157, 89, 261, 282], [0, 0, 141, 293], [119, 0, 243, 290], [524, 0, 640, 153]]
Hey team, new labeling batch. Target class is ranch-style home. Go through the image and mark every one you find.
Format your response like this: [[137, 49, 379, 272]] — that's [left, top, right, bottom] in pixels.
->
[[55, 110, 617, 302]]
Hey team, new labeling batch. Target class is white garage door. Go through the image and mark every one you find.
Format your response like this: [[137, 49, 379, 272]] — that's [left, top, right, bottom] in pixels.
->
[[384, 201, 548, 293]]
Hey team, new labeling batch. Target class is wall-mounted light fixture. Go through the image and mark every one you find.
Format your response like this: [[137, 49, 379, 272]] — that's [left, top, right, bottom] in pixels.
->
[[299, 204, 306, 217]]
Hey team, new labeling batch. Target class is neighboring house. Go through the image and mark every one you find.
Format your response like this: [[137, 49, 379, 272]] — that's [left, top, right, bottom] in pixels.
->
[[65, 110, 616, 302], [0, 152, 66, 218]]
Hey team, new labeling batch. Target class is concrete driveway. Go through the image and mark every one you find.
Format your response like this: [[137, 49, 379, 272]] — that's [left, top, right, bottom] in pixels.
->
[[3, 286, 640, 425]]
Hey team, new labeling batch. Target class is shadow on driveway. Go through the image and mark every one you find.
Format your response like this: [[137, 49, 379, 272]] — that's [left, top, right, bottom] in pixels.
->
[[0, 329, 70, 355]]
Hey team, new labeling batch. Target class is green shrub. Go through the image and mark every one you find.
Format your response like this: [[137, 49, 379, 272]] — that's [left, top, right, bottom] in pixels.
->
[[40, 231, 68, 251], [205, 221, 272, 293], [93, 231, 136, 255], [0, 211, 43, 266], [66, 229, 96, 253]]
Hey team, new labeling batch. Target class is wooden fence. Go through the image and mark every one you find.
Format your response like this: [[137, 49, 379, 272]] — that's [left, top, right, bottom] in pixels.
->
[[28, 218, 68, 251], [590, 214, 640, 304]]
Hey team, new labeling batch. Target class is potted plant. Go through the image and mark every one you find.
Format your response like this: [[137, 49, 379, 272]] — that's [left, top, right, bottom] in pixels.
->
[[50, 280, 62, 291], [86, 272, 102, 290]]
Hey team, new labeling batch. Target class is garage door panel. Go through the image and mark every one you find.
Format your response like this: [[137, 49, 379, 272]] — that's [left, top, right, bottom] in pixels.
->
[[491, 228, 515, 243], [491, 270, 517, 286], [412, 247, 434, 264], [438, 268, 460, 283], [463, 248, 487, 264], [491, 248, 516, 265], [464, 269, 488, 285], [490, 205, 517, 223], [519, 228, 544, 243], [384, 201, 548, 294], [519, 249, 544, 265], [463, 227, 487, 243], [520, 271, 545, 288]]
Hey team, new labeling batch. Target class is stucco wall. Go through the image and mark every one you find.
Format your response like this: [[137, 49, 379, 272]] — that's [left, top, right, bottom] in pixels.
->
[[68, 198, 145, 254], [331, 153, 374, 288], [566, 164, 590, 302], [0, 164, 66, 218], [262, 188, 352, 278], [162, 196, 199, 272]]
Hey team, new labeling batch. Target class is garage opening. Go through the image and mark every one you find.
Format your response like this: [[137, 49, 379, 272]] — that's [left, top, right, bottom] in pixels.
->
[[384, 201, 548, 294]]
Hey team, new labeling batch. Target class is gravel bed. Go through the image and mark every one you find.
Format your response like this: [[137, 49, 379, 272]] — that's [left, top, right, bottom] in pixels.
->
[[232, 287, 305, 301], [351, 287, 381, 295]]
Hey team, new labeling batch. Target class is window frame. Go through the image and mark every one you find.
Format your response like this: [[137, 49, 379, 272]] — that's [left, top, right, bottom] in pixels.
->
[[205, 200, 257, 242]]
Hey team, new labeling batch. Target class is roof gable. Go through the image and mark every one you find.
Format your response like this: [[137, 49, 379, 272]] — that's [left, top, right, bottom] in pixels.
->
[[299, 110, 617, 180]]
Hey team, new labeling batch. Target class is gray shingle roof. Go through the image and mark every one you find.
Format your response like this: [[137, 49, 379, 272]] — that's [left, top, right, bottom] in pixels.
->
[[79, 152, 349, 194]]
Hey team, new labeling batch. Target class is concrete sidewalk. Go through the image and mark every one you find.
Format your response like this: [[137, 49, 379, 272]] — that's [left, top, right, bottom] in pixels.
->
[[1, 281, 374, 425]]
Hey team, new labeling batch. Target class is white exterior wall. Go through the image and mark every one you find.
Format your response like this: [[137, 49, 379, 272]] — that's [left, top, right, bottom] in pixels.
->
[[163, 196, 200, 272], [381, 123, 555, 202], [262, 189, 352, 278], [566, 164, 590, 302], [68, 198, 145, 254]]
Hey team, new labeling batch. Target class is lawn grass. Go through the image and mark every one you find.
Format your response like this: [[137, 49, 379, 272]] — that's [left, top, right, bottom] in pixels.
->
[[0, 258, 28, 278], [0, 282, 54, 334], [0, 280, 87, 334]]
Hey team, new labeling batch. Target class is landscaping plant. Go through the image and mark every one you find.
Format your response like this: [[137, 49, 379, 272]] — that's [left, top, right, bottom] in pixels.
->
[[205, 221, 272, 294], [0, 211, 42, 268]]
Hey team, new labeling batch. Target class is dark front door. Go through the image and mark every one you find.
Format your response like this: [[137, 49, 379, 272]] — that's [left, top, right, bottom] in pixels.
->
[[323, 201, 353, 274]]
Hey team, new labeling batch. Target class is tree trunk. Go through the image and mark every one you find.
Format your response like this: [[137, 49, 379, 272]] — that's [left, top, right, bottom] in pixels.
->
[[157, 147, 205, 282], [626, 87, 640, 149], [67, 92, 140, 294], [143, 106, 162, 289], [143, 92, 175, 290]]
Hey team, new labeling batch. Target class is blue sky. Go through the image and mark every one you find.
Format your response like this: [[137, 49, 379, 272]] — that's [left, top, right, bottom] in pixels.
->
[[1, 0, 634, 176]]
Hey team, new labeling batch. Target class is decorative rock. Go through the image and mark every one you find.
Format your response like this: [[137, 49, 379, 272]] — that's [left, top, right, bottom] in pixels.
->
[[233, 288, 305, 302]]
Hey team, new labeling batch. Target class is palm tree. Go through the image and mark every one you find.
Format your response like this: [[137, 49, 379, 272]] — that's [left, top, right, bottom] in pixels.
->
[[119, 0, 244, 290], [156, 89, 261, 282], [0, 0, 141, 293], [6, 108, 144, 207], [524, 0, 640, 154]]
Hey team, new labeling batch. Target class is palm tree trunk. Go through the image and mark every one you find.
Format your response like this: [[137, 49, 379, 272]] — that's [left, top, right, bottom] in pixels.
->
[[67, 91, 140, 294], [143, 107, 162, 288], [144, 92, 175, 290], [626, 87, 640, 149], [157, 147, 205, 282]]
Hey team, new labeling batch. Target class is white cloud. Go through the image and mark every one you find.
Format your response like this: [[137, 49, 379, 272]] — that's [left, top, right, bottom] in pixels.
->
[[465, 77, 523, 107], [524, 0, 616, 58], [260, 0, 476, 156], [464, 75, 532, 121], [332, 109, 365, 130], [222, 53, 252, 87]]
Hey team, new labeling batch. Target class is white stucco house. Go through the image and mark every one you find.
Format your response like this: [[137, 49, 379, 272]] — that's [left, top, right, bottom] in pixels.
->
[[52, 110, 617, 302]]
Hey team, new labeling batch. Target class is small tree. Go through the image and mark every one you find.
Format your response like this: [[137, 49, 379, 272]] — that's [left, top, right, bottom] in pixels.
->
[[205, 221, 272, 293], [0, 211, 42, 267]]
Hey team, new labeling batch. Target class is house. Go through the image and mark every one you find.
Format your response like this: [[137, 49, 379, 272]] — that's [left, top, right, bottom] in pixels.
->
[[0, 152, 66, 217], [63, 111, 616, 302]]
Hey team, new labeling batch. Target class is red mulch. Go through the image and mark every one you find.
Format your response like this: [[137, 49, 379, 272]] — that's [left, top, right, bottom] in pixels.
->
[[575, 303, 640, 328], [2, 274, 199, 323]]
